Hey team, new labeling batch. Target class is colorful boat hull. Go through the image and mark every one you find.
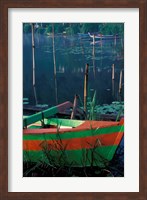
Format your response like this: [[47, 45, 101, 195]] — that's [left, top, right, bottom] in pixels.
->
[[23, 118, 124, 167]]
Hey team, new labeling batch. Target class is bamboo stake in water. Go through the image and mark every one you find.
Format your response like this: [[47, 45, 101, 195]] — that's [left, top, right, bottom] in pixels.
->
[[31, 23, 38, 105], [112, 64, 115, 80], [92, 36, 96, 78], [119, 69, 123, 94], [93, 34, 95, 45], [52, 23, 58, 105], [112, 79, 115, 97], [84, 64, 89, 113], [100, 34, 102, 47], [71, 94, 78, 119], [121, 37, 123, 49], [114, 34, 116, 46], [92, 35, 95, 55]]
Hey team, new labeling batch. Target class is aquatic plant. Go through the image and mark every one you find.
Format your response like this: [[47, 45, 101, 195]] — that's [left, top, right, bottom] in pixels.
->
[[88, 90, 97, 120], [96, 101, 123, 115]]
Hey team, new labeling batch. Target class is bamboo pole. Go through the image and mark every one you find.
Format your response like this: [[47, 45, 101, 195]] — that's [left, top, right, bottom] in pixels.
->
[[112, 79, 115, 97], [114, 34, 116, 46], [52, 23, 58, 105], [92, 36, 95, 55], [92, 56, 96, 78], [84, 64, 89, 113], [71, 94, 78, 119], [119, 69, 123, 94], [112, 64, 115, 80], [100, 34, 102, 47], [93, 34, 95, 45], [121, 37, 123, 49], [31, 23, 38, 105], [92, 36, 96, 78]]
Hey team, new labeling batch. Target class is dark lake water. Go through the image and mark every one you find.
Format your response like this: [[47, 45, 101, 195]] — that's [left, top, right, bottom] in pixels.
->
[[23, 33, 124, 107]]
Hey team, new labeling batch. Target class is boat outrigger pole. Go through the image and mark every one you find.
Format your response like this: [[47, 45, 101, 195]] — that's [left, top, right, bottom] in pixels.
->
[[31, 23, 38, 105]]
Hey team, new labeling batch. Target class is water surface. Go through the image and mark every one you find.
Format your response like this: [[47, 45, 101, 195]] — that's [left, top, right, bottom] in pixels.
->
[[23, 33, 124, 106]]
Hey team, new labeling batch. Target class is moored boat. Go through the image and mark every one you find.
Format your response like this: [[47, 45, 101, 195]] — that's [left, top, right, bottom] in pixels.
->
[[23, 102, 124, 168], [77, 33, 90, 40], [88, 32, 119, 40]]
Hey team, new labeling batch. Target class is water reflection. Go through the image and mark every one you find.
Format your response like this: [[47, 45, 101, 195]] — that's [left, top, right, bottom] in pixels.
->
[[23, 33, 124, 106], [58, 66, 65, 73]]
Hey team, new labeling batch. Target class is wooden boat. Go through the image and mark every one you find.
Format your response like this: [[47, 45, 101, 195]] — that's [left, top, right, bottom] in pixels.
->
[[23, 101, 86, 119], [23, 102, 124, 168], [88, 32, 119, 40], [77, 33, 90, 40]]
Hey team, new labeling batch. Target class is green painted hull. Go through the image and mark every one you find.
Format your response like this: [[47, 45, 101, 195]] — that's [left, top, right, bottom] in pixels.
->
[[23, 145, 118, 168]]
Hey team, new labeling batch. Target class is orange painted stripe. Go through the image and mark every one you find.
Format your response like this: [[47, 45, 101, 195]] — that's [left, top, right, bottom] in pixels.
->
[[23, 132, 124, 151]]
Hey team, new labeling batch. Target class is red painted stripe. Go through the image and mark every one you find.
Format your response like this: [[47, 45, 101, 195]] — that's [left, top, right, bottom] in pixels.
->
[[23, 131, 124, 151], [119, 118, 124, 125], [24, 127, 72, 134], [23, 121, 121, 135]]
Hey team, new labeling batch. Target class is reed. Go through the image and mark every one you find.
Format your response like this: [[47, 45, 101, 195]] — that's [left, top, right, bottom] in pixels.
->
[[89, 90, 97, 120]]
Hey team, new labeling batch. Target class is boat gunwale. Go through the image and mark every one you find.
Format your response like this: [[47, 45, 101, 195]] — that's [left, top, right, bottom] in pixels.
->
[[23, 120, 123, 135]]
